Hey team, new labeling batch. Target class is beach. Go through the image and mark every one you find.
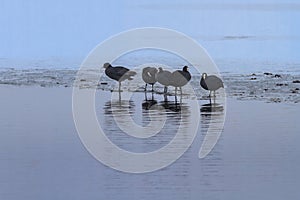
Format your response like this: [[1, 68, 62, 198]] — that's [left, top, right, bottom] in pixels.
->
[[0, 85, 299, 200], [1, 0, 300, 199]]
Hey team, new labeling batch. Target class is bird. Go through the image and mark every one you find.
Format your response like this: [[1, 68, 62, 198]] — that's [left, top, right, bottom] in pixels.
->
[[157, 67, 172, 94], [103, 63, 136, 92], [200, 73, 224, 97], [171, 66, 191, 95], [142, 67, 158, 91]]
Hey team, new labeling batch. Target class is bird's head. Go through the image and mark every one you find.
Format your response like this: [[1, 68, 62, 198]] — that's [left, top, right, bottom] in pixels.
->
[[202, 73, 207, 79], [142, 67, 149, 72], [103, 63, 111, 69], [183, 66, 189, 72], [152, 67, 158, 73], [158, 67, 163, 72]]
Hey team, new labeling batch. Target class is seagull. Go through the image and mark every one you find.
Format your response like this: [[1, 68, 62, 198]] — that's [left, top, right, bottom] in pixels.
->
[[171, 66, 191, 95], [142, 67, 158, 91], [157, 67, 172, 94], [200, 73, 224, 97], [103, 63, 136, 91]]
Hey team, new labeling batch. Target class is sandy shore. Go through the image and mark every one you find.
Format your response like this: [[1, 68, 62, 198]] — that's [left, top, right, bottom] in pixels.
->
[[0, 85, 299, 200], [1, 68, 300, 103]]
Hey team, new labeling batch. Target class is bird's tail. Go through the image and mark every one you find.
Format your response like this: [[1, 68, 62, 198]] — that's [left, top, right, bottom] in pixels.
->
[[126, 71, 137, 80]]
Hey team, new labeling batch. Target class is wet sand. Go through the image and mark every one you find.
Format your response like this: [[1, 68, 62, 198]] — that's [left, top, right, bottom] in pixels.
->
[[0, 85, 299, 200], [1, 68, 300, 103]]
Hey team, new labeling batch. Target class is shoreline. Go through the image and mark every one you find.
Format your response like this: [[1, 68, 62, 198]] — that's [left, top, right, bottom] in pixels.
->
[[0, 67, 299, 104]]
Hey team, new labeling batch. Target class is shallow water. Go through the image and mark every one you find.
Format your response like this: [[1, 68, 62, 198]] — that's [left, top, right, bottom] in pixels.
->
[[95, 91, 224, 159], [0, 86, 299, 199]]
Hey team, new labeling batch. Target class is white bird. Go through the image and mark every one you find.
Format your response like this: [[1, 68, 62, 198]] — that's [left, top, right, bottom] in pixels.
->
[[142, 67, 158, 91]]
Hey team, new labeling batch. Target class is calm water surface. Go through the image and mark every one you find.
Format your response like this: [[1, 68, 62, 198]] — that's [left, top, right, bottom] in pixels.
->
[[0, 87, 299, 199]]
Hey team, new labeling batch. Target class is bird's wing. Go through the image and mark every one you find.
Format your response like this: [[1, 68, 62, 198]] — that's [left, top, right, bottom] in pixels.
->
[[205, 75, 224, 90], [157, 71, 172, 85], [171, 71, 191, 86], [146, 71, 151, 77], [212, 75, 223, 86], [113, 66, 129, 76]]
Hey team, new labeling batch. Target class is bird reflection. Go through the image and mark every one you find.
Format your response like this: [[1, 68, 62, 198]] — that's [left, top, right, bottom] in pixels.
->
[[142, 91, 157, 110], [200, 103, 224, 113], [104, 97, 135, 116], [140, 91, 191, 133], [160, 94, 183, 113], [99, 89, 193, 154], [141, 92, 189, 114], [199, 102, 224, 157]]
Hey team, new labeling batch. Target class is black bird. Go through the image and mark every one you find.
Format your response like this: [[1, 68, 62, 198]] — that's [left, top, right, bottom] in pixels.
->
[[171, 66, 191, 95], [103, 63, 136, 91], [157, 67, 172, 94], [200, 73, 224, 97], [142, 67, 158, 91]]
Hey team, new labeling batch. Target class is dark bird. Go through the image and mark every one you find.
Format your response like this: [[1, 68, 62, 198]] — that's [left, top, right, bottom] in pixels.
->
[[157, 67, 172, 94], [142, 67, 158, 91], [200, 73, 224, 97], [103, 63, 136, 91], [171, 66, 191, 95]]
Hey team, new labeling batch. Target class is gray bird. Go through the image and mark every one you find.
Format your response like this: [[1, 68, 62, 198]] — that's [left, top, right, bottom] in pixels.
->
[[157, 67, 172, 94], [142, 67, 158, 91], [200, 73, 224, 97], [103, 63, 136, 91], [171, 66, 191, 95]]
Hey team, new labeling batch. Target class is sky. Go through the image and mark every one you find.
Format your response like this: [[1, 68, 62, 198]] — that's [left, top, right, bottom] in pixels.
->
[[0, 0, 300, 69]]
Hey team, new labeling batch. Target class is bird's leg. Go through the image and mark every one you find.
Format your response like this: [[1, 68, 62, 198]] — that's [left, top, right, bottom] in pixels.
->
[[180, 88, 183, 104], [164, 86, 167, 94], [175, 87, 177, 96], [209, 91, 212, 98], [118, 90, 121, 101], [175, 93, 178, 103], [144, 90, 147, 101], [150, 86, 154, 100], [144, 83, 147, 91], [151, 84, 154, 92], [119, 82, 121, 92], [164, 93, 168, 102]]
